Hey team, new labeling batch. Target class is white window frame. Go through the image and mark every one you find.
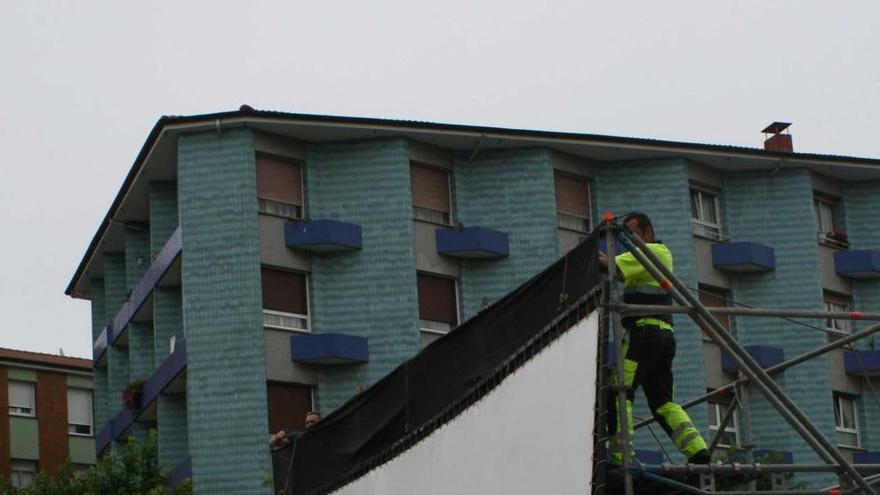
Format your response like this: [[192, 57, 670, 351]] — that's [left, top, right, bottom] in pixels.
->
[[833, 393, 860, 448], [707, 401, 739, 448], [10, 460, 37, 489], [67, 388, 94, 437], [418, 275, 460, 349], [824, 292, 852, 338], [8, 381, 36, 417], [814, 195, 848, 249], [555, 172, 593, 234], [262, 269, 311, 333], [257, 198, 302, 221], [411, 163, 454, 226], [690, 187, 726, 241]]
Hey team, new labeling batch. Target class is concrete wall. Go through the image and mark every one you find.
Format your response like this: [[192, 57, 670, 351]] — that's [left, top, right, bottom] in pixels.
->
[[178, 128, 271, 494], [306, 138, 418, 413]]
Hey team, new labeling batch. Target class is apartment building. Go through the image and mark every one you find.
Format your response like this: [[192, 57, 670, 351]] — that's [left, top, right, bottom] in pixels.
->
[[65, 109, 880, 493], [1, 348, 94, 489]]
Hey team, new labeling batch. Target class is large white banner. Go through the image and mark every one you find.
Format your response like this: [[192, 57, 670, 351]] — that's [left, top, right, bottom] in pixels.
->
[[334, 311, 600, 495]]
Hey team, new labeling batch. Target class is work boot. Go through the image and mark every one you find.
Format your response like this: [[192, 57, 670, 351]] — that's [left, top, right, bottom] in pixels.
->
[[688, 450, 711, 464]]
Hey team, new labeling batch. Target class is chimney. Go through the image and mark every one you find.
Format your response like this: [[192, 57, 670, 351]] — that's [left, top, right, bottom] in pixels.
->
[[761, 122, 793, 152]]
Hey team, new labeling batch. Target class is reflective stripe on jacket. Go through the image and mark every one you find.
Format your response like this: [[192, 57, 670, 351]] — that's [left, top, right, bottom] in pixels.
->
[[615, 242, 674, 329]]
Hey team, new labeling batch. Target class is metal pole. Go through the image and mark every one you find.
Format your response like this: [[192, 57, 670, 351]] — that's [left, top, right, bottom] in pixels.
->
[[735, 378, 757, 491], [616, 227, 876, 495], [707, 397, 738, 456], [643, 464, 880, 475], [604, 223, 633, 495], [634, 321, 880, 429], [616, 304, 880, 321]]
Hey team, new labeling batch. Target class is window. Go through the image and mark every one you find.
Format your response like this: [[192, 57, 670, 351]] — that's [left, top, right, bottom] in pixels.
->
[[417, 273, 458, 348], [267, 382, 313, 433], [824, 291, 852, 341], [707, 398, 739, 448], [698, 285, 732, 340], [10, 460, 37, 489], [8, 381, 35, 417], [833, 393, 860, 448], [814, 194, 847, 248], [256, 154, 304, 220], [410, 163, 452, 225], [554, 172, 591, 233], [68, 388, 93, 436], [690, 187, 723, 240], [261, 267, 310, 332]]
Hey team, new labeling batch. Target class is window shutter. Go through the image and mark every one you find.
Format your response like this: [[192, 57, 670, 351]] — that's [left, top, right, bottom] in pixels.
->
[[9, 382, 34, 408], [267, 382, 312, 433], [554, 173, 589, 218], [256, 155, 303, 205], [417, 274, 457, 324], [67, 389, 92, 426], [410, 164, 450, 213], [261, 268, 308, 315]]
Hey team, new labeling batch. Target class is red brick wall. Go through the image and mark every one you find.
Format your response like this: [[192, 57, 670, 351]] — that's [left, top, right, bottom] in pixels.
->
[[36, 371, 68, 475], [0, 367, 10, 477]]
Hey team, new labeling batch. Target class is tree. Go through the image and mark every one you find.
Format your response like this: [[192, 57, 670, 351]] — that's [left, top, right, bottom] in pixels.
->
[[0, 431, 192, 495]]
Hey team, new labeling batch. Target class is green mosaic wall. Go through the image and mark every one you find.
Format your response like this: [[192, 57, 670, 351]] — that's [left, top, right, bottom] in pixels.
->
[[89, 278, 110, 428], [178, 128, 271, 494], [149, 181, 179, 258], [593, 158, 707, 460], [104, 253, 128, 416], [453, 148, 559, 319], [307, 138, 418, 414]]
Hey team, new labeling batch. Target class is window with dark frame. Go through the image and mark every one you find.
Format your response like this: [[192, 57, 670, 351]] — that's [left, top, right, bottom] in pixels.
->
[[266, 382, 313, 433], [833, 392, 860, 448], [814, 193, 847, 249], [690, 187, 723, 240], [417, 273, 458, 349], [554, 172, 592, 233], [698, 285, 732, 341], [824, 291, 852, 342], [256, 154, 304, 220], [261, 267, 310, 332], [410, 163, 452, 225]]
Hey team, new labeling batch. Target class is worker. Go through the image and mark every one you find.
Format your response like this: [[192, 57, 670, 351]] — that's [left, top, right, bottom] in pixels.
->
[[269, 411, 321, 449], [599, 212, 710, 466]]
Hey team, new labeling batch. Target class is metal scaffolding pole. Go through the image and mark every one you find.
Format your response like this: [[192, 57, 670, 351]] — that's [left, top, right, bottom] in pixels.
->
[[615, 224, 876, 495], [616, 304, 880, 321], [633, 320, 880, 429], [642, 464, 880, 475]]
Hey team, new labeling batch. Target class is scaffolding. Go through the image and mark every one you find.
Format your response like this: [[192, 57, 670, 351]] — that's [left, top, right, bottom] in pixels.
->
[[595, 216, 880, 495]]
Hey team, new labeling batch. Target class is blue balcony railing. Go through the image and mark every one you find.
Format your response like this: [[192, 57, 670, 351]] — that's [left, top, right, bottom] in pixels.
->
[[93, 325, 112, 366], [291, 333, 369, 365], [834, 249, 880, 279], [722, 345, 784, 373], [284, 220, 362, 252], [711, 242, 775, 272], [96, 420, 114, 456], [435, 226, 509, 258], [844, 350, 880, 377], [167, 457, 192, 492]]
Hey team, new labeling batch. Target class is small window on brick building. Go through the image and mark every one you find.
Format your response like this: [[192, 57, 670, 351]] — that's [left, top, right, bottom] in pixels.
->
[[8, 381, 35, 417], [833, 392, 860, 448], [417, 273, 458, 348], [67, 388, 93, 436], [267, 382, 313, 433], [814, 193, 847, 249], [10, 460, 37, 489], [256, 154, 304, 220], [824, 291, 852, 342], [698, 285, 732, 341], [554, 172, 591, 233], [690, 187, 723, 240], [261, 267, 310, 332], [410, 163, 452, 225]]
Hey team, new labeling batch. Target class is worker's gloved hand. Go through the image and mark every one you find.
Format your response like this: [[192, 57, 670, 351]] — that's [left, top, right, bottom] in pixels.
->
[[598, 252, 609, 267], [268, 431, 290, 449]]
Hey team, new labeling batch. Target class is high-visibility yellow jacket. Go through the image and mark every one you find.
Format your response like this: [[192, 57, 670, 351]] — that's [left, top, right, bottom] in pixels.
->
[[615, 242, 674, 330]]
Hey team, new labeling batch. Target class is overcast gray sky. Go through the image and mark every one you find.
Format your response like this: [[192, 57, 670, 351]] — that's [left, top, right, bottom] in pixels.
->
[[1, 1, 878, 359]]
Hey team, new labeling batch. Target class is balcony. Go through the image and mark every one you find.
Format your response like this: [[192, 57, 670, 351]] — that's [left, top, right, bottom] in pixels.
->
[[96, 420, 113, 456], [93, 325, 112, 366], [854, 452, 880, 464], [722, 345, 784, 373], [435, 226, 509, 258], [844, 350, 880, 377], [284, 220, 362, 252], [711, 242, 775, 272], [291, 333, 369, 365], [108, 227, 182, 347], [834, 249, 880, 279], [141, 341, 188, 411]]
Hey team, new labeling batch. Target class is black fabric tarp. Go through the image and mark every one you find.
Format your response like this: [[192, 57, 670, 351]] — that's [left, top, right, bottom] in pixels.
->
[[277, 229, 602, 495]]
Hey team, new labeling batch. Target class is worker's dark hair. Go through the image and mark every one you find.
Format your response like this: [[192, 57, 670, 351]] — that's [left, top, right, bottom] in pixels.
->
[[306, 411, 320, 417], [623, 212, 654, 236]]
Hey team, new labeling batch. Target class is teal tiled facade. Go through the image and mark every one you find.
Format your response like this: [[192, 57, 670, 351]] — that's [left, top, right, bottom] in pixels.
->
[[178, 129, 271, 494], [75, 113, 880, 493], [306, 138, 419, 413], [454, 148, 559, 319]]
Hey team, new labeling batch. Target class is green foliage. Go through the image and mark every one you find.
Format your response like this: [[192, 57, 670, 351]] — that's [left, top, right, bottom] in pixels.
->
[[1, 431, 192, 495]]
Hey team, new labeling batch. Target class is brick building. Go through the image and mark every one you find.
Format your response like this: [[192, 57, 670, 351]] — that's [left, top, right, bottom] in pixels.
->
[[1, 348, 94, 489], [65, 109, 880, 493]]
